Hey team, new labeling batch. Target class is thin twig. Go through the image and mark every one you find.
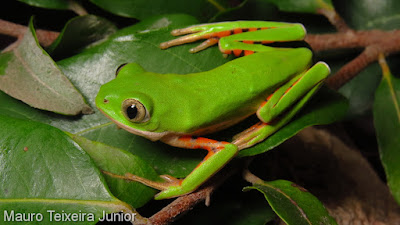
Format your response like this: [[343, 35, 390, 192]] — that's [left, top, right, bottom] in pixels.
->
[[306, 9, 400, 89], [326, 45, 380, 90], [318, 8, 352, 33]]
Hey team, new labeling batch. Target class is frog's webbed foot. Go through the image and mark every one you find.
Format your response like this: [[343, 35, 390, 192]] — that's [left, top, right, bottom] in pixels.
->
[[125, 173, 181, 190], [104, 171, 188, 199], [159, 23, 225, 53], [232, 122, 272, 150]]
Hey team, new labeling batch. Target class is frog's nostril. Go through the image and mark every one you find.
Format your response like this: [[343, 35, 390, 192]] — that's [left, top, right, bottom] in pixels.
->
[[103, 99, 109, 104]]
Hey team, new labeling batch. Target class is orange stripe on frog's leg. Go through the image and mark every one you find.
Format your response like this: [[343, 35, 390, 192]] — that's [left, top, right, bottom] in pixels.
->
[[204, 30, 233, 39], [175, 136, 230, 153], [259, 91, 276, 108], [244, 50, 255, 56], [233, 28, 243, 34], [233, 49, 244, 57], [242, 40, 254, 44], [279, 76, 303, 101], [164, 135, 233, 171]]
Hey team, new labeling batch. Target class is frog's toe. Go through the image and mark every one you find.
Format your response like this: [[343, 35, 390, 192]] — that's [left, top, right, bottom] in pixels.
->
[[232, 122, 269, 150], [189, 38, 219, 53], [160, 32, 205, 49]]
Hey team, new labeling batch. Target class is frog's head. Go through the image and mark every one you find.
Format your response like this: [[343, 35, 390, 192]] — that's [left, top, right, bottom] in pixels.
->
[[95, 63, 171, 141]]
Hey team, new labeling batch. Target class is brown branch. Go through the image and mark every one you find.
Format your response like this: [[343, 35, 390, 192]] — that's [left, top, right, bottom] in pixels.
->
[[306, 29, 400, 89], [0, 19, 59, 50], [306, 30, 400, 52], [148, 187, 212, 225], [325, 45, 379, 90], [318, 8, 352, 33]]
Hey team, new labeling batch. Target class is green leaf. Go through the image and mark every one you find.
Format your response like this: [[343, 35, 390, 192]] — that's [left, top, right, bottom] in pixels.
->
[[339, 0, 400, 30], [71, 135, 160, 208], [0, 115, 134, 224], [373, 58, 400, 205], [336, 62, 382, 117], [17, 0, 69, 10], [244, 180, 337, 225], [239, 87, 348, 157], [0, 18, 93, 116], [261, 0, 334, 14], [47, 15, 117, 59], [89, 0, 230, 21]]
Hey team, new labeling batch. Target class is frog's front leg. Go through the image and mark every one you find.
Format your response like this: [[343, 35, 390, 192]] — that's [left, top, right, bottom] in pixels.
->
[[233, 62, 330, 149], [120, 136, 238, 200], [160, 21, 306, 56]]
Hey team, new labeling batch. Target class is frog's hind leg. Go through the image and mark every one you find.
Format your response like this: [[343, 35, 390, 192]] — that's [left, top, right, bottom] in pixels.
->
[[218, 24, 306, 56], [151, 135, 238, 199], [160, 21, 306, 56], [232, 62, 330, 150], [115, 135, 238, 199]]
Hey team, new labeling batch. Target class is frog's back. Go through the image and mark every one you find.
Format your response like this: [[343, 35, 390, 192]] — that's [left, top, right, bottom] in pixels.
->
[[145, 48, 312, 134]]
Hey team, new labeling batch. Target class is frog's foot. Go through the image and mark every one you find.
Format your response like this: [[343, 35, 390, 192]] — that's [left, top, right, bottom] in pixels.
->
[[105, 171, 191, 199], [124, 173, 196, 200], [232, 121, 271, 150], [159, 23, 234, 53], [125, 173, 181, 191]]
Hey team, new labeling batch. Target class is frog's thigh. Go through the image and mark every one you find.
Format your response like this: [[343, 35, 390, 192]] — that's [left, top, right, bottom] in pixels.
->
[[232, 62, 329, 149]]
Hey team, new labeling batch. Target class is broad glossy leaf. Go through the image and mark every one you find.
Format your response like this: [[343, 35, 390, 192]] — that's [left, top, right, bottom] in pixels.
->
[[47, 15, 117, 60], [0, 19, 93, 116], [71, 135, 160, 208], [89, 0, 231, 21], [261, 0, 334, 14], [338, 0, 400, 30], [244, 180, 337, 225], [17, 0, 69, 10], [0, 115, 134, 224], [373, 59, 400, 205]]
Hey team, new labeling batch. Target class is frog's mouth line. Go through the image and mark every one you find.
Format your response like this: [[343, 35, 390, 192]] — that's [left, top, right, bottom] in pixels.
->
[[97, 107, 170, 141]]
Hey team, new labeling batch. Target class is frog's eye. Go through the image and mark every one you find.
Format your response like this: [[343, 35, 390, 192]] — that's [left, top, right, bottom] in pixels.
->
[[122, 99, 149, 123], [116, 63, 128, 76]]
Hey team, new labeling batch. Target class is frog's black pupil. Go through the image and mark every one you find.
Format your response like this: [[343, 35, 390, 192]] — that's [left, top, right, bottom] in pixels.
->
[[126, 104, 138, 119]]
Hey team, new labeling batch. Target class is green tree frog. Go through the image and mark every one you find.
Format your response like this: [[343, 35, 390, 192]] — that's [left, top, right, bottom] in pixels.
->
[[96, 21, 330, 200]]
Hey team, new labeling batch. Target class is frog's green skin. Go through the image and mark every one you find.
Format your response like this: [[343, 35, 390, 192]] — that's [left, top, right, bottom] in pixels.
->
[[96, 21, 330, 200]]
